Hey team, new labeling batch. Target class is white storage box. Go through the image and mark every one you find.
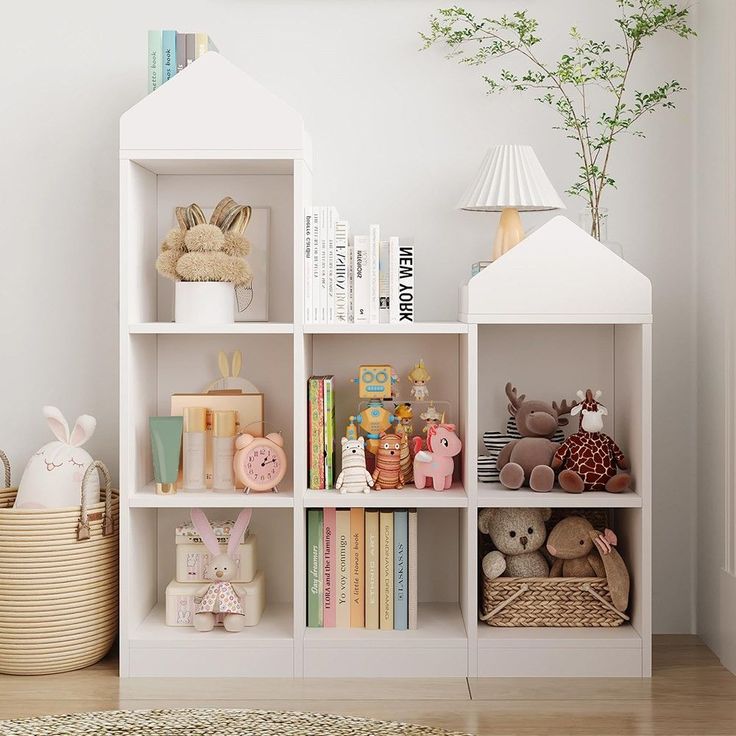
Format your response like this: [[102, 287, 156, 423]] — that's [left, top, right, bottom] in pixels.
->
[[165, 571, 266, 627], [176, 534, 257, 583]]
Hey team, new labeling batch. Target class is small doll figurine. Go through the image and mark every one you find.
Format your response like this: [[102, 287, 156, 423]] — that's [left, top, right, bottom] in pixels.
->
[[408, 359, 431, 401], [420, 405, 443, 435], [190, 508, 252, 632], [394, 404, 414, 484], [372, 433, 405, 490], [336, 437, 374, 494]]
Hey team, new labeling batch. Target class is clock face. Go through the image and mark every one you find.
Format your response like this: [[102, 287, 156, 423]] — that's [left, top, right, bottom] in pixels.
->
[[235, 440, 286, 491]]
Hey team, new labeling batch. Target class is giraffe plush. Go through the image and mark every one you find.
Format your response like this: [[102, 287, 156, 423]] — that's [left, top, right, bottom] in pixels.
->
[[551, 389, 633, 493]]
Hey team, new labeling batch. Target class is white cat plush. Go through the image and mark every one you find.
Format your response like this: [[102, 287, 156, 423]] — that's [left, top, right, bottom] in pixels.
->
[[14, 406, 99, 509]]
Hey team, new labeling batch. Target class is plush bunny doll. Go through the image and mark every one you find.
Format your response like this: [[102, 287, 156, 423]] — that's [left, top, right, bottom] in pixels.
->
[[190, 508, 252, 632], [14, 406, 99, 509]]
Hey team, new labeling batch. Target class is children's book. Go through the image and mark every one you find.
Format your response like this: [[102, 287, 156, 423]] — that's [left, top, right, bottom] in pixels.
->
[[323, 507, 336, 627], [379, 509, 394, 630], [175, 32, 187, 72], [394, 510, 408, 630], [162, 30, 176, 83], [308, 377, 325, 489], [323, 376, 335, 489], [336, 509, 351, 628], [350, 507, 365, 627], [147, 30, 162, 93], [365, 509, 380, 630], [307, 509, 323, 627], [408, 509, 418, 629]]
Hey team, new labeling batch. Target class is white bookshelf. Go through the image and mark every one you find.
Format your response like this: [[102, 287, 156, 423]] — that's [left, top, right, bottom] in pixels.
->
[[119, 53, 652, 679]]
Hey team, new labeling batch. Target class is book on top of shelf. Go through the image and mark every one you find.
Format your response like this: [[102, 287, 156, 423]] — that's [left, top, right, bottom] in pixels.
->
[[379, 240, 390, 324], [304, 209, 313, 323], [352, 235, 370, 323], [147, 30, 162, 93], [185, 33, 196, 65], [397, 238, 415, 323], [369, 224, 381, 325], [335, 220, 350, 322], [162, 31, 177, 83], [389, 236, 400, 324], [175, 32, 187, 72], [326, 208, 337, 323]]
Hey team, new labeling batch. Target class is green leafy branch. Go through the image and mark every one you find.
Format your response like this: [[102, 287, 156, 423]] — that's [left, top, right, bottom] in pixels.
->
[[421, 1, 694, 239]]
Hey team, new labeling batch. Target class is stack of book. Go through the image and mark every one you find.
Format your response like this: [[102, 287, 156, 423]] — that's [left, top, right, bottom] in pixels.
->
[[147, 30, 217, 93], [306, 508, 418, 630], [304, 208, 415, 324], [308, 376, 336, 490]]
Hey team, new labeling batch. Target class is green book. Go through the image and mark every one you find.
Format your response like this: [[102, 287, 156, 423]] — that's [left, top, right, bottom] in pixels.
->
[[147, 30, 162, 93], [323, 376, 335, 488], [307, 509, 323, 627]]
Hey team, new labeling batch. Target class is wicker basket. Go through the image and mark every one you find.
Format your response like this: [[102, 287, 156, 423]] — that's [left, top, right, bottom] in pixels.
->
[[479, 508, 629, 627], [0, 454, 118, 675]]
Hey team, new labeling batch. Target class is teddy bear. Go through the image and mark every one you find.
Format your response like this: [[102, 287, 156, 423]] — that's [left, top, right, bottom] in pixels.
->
[[478, 507, 552, 580], [546, 515, 630, 612], [496, 383, 575, 492], [371, 433, 404, 490], [335, 437, 374, 494]]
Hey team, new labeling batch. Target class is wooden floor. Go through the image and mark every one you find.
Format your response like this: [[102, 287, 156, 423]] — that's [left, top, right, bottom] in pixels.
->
[[0, 636, 734, 735]]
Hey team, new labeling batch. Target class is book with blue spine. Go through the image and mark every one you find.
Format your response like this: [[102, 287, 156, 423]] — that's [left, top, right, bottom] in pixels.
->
[[162, 30, 176, 83], [147, 30, 162, 93], [393, 510, 408, 630]]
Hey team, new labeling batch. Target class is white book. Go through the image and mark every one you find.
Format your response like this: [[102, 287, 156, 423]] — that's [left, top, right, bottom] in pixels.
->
[[352, 235, 370, 323], [408, 509, 418, 630], [346, 235, 354, 323], [378, 240, 390, 324], [311, 207, 321, 324], [368, 224, 380, 324], [335, 220, 350, 323], [389, 236, 400, 324], [397, 238, 415, 323], [318, 206, 328, 323], [304, 209, 313, 323], [326, 207, 337, 323]]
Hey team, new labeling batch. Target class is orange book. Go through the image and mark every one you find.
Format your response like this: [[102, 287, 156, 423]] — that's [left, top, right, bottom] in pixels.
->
[[350, 507, 365, 627]]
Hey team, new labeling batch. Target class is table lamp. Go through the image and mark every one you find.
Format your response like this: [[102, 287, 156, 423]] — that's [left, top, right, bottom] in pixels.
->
[[458, 144, 565, 261]]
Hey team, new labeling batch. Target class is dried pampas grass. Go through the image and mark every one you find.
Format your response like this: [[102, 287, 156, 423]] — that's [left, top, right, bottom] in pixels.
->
[[176, 251, 252, 286]]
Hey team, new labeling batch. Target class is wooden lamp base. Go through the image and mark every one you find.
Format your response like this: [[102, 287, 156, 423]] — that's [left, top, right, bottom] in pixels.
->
[[492, 207, 524, 260]]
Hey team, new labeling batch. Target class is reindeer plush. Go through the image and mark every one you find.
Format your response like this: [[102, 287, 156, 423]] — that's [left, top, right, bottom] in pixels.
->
[[496, 383, 575, 492], [551, 389, 632, 493]]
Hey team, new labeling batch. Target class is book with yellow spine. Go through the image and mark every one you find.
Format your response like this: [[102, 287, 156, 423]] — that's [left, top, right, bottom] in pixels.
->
[[365, 509, 380, 629], [350, 507, 365, 627]]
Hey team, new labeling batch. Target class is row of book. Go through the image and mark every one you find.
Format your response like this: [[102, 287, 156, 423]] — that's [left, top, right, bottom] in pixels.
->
[[308, 376, 336, 490], [304, 208, 415, 324], [147, 30, 216, 93], [306, 508, 418, 630]]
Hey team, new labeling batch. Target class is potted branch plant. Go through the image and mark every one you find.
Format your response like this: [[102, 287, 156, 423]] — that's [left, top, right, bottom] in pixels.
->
[[156, 197, 253, 324], [421, 0, 695, 241]]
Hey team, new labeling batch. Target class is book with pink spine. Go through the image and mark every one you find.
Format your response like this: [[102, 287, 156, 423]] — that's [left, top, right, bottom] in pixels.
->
[[323, 507, 337, 627]]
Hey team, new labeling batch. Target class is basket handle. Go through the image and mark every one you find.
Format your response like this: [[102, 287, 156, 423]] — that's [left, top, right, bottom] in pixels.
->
[[581, 583, 630, 622], [77, 461, 114, 541], [0, 450, 9, 488], [479, 582, 529, 622]]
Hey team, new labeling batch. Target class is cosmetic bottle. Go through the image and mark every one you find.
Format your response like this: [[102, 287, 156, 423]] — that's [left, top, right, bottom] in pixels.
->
[[149, 416, 183, 495], [212, 410, 236, 491], [183, 407, 207, 491]]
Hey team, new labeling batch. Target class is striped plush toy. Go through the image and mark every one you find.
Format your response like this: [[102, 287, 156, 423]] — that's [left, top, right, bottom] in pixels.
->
[[372, 433, 405, 490], [335, 437, 374, 494]]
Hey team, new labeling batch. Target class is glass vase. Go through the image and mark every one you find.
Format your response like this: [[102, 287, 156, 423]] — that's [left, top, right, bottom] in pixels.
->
[[579, 207, 624, 259]]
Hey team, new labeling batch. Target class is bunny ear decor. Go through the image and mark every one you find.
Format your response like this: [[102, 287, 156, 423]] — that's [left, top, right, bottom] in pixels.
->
[[205, 350, 259, 393], [227, 508, 253, 559], [190, 508, 222, 557], [69, 415, 97, 448]]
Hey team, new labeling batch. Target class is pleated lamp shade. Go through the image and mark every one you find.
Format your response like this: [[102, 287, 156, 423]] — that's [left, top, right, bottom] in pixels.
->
[[458, 145, 565, 212]]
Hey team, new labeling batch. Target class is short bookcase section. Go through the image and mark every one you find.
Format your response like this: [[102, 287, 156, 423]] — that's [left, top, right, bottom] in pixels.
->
[[302, 508, 468, 678], [124, 507, 294, 677]]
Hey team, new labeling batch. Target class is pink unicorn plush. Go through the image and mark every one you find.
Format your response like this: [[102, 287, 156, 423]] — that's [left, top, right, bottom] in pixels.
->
[[412, 424, 462, 491]]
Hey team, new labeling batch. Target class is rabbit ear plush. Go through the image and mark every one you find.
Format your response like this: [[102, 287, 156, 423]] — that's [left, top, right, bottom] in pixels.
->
[[43, 406, 70, 443], [227, 509, 252, 559], [190, 508, 221, 556], [218, 351, 230, 379], [231, 350, 242, 378], [69, 415, 96, 447]]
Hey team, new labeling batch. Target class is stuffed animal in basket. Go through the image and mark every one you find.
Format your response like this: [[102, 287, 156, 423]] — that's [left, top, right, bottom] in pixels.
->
[[336, 437, 374, 494], [546, 515, 630, 612], [551, 389, 633, 493], [412, 424, 462, 491], [496, 383, 576, 492], [190, 507, 252, 632], [478, 507, 552, 580], [14, 406, 99, 509]]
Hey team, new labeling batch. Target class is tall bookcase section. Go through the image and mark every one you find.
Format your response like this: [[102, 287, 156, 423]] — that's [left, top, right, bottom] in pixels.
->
[[461, 216, 653, 678], [119, 53, 311, 677]]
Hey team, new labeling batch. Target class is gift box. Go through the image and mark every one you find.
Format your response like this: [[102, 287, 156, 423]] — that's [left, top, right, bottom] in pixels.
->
[[165, 571, 266, 627], [176, 535, 257, 584]]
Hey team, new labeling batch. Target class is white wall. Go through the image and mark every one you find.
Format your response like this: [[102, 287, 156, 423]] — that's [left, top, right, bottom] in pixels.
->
[[0, 0, 696, 633], [695, 0, 736, 671]]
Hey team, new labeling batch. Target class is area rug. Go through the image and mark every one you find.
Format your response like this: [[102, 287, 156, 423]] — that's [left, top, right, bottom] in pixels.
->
[[0, 708, 472, 736]]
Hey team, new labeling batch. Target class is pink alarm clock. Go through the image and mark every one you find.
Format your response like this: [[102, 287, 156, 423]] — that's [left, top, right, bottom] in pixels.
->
[[233, 432, 287, 493]]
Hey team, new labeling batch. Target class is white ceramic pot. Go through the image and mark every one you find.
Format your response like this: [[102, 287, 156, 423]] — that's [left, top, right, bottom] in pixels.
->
[[175, 282, 234, 324]]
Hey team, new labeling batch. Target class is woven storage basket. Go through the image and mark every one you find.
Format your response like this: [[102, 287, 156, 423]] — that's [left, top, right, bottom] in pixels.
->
[[479, 508, 629, 627], [0, 454, 118, 675]]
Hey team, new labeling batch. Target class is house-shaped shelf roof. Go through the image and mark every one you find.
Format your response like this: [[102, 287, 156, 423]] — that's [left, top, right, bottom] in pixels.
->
[[120, 52, 310, 163], [459, 215, 652, 324]]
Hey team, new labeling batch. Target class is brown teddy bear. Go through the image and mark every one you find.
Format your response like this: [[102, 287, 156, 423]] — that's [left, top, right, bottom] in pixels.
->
[[496, 383, 575, 492], [546, 515, 630, 612]]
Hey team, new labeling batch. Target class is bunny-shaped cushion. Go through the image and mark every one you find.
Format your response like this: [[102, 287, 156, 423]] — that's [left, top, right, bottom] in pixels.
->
[[14, 406, 100, 509]]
